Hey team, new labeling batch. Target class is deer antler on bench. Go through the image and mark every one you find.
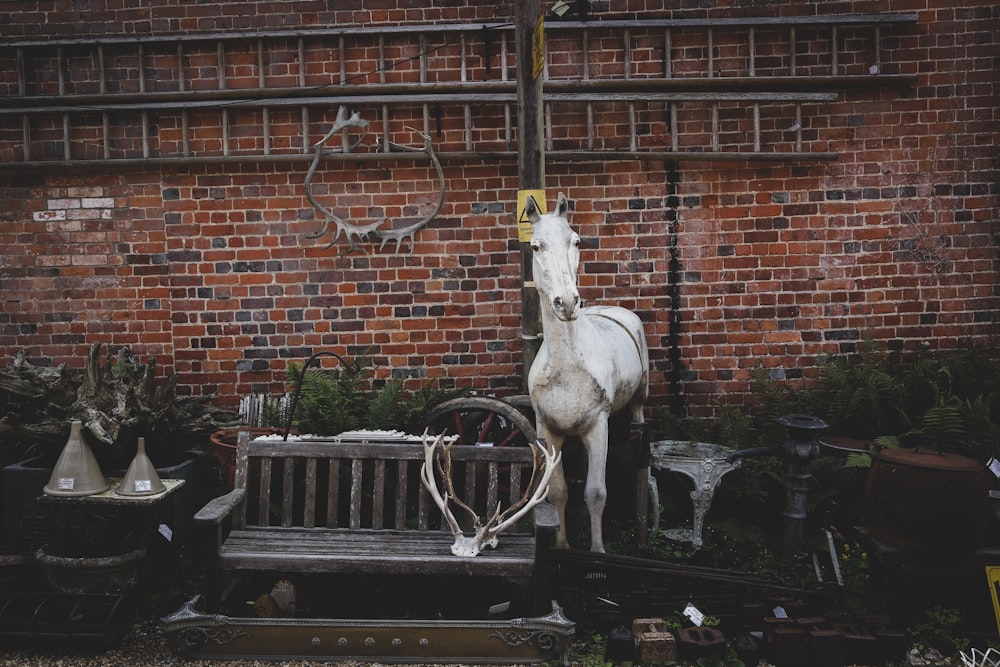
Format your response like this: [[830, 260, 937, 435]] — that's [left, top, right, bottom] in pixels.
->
[[419, 431, 560, 558]]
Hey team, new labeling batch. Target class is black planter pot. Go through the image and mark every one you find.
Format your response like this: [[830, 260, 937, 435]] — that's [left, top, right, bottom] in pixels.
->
[[2, 450, 207, 557]]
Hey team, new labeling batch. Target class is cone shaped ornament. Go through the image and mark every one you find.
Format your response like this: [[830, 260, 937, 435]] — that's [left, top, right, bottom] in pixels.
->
[[44, 420, 110, 496], [117, 437, 165, 496]]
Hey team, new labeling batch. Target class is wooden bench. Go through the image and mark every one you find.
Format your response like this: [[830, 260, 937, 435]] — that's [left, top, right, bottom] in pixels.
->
[[194, 431, 560, 615]]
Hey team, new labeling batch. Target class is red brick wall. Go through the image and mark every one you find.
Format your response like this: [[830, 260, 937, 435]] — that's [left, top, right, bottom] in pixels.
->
[[1, 0, 997, 419]]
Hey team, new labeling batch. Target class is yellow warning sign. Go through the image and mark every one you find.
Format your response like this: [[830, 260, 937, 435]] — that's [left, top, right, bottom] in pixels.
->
[[517, 190, 546, 242], [986, 566, 1000, 636], [531, 16, 545, 80]]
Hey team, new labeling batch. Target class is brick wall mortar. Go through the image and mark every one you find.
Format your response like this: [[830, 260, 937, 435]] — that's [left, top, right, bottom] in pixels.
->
[[1, 0, 998, 418]]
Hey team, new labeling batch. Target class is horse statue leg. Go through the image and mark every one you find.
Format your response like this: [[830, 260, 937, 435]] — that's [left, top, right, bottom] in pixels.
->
[[536, 426, 571, 549], [581, 419, 611, 553]]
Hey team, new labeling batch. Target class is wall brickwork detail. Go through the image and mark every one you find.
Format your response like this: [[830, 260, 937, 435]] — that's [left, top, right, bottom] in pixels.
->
[[1, 0, 997, 419]]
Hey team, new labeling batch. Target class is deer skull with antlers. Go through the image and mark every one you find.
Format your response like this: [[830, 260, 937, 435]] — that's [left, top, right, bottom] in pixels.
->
[[419, 432, 560, 558]]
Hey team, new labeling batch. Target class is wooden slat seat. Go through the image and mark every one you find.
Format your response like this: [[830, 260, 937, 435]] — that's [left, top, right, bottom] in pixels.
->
[[194, 431, 559, 615], [219, 527, 538, 576]]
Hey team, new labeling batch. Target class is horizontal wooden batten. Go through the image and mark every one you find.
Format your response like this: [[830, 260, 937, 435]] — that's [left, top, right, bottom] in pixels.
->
[[1, 14, 918, 49], [0, 76, 914, 112], [0, 91, 838, 116], [0, 150, 839, 171]]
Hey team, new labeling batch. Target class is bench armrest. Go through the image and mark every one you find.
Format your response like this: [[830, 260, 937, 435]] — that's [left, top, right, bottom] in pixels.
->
[[194, 488, 246, 526], [532, 501, 559, 535]]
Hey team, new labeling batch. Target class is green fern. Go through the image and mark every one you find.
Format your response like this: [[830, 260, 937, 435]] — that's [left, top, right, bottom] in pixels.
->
[[366, 380, 406, 430], [285, 361, 368, 436], [817, 349, 904, 440], [283, 359, 467, 436], [916, 397, 967, 452]]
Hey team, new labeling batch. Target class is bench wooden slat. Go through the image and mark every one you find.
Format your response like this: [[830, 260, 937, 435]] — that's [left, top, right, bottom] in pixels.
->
[[219, 528, 537, 576], [509, 462, 522, 505], [349, 458, 362, 529], [418, 479, 429, 530], [395, 460, 407, 530], [247, 439, 537, 462], [304, 457, 317, 528], [327, 458, 340, 528], [464, 460, 477, 513], [487, 460, 498, 516], [281, 456, 295, 527], [259, 457, 273, 527], [373, 459, 386, 529]]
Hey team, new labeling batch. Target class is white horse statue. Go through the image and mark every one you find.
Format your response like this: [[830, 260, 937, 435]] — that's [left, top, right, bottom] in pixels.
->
[[525, 192, 649, 552]]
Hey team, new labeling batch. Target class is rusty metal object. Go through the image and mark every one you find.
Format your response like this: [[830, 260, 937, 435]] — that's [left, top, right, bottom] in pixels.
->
[[865, 447, 990, 552], [161, 595, 574, 664], [0, 592, 134, 649], [303, 106, 445, 254]]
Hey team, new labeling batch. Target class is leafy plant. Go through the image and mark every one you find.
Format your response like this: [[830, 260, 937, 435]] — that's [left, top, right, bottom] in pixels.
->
[[563, 630, 614, 667], [907, 606, 970, 658], [1, 343, 238, 468], [815, 339, 906, 441], [286, 358, 369, 436], [695, 646, 744, 667], [815, 341, 1000, 463], [284, 358, 467, 436]]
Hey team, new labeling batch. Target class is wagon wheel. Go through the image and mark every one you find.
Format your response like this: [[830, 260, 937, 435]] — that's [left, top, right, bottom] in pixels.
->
[[424, 396, 536, 447]]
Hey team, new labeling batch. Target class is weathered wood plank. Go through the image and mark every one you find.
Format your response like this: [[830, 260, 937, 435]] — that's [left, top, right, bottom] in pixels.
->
[[395, 460, 407, 530], [486, 461, 498, 517], [326, 458, 340, 528], [464, 460, 477, 510], [247, 440, 535, 463], [304, 457, 317, 528], [373, 459, 385, 529], [259, 457, 272, 527], [281, 456, 295, 528], [219, 528, 536, 576], [350, 458, 362, 529], [234, 430, 250, 529]]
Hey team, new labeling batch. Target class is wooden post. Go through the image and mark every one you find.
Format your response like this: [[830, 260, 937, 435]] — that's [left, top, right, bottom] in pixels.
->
[[516, 0, 545, 391]]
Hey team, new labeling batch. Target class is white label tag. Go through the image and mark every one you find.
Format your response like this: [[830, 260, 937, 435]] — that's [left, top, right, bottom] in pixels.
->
[[773, 606, 788, 619], [683, 603, 704, 627], [57, 478, 75, 490], [988, 458, 1000, 478], [134, 480, 152, 492], [158, 524, 173, 542]]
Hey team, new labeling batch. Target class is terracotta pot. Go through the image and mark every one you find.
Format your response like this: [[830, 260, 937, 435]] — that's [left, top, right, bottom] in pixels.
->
[[209, 427, 287, 489], [864, 447, 990, 552]]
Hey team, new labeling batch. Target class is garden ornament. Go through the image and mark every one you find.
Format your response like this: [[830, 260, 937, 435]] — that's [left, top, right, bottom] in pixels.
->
[[44, 420, 110, 497], [117, 436, 166, 496], [304, 106, 445, 254], [525, 193, 649, 552], [961, 648, 1000, 667], [420, 431, 560, 557]]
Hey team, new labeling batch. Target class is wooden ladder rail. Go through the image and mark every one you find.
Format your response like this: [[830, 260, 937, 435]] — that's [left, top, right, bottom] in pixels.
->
[[1, 15, 918, 167]]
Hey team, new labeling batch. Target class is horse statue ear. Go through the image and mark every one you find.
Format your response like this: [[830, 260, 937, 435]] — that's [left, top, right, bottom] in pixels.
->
[[555, 192, 569, 217], [525, 195, 542, 223]]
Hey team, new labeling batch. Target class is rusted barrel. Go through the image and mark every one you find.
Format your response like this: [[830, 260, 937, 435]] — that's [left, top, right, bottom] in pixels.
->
[[864, 447, 990, 552]]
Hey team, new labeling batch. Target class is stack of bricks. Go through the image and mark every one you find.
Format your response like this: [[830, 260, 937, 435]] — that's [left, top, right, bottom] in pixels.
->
[[762, 615, 907, 667], [632, 618, 676, 666]]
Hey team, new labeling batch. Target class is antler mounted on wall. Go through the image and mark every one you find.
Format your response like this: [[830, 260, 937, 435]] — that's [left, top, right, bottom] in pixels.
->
[[303, 106, 446, 254], [419, 432, 561, 558]]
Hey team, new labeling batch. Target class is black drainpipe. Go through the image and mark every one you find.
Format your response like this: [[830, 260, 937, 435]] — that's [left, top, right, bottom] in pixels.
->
[[664, 158, 685, 418]]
